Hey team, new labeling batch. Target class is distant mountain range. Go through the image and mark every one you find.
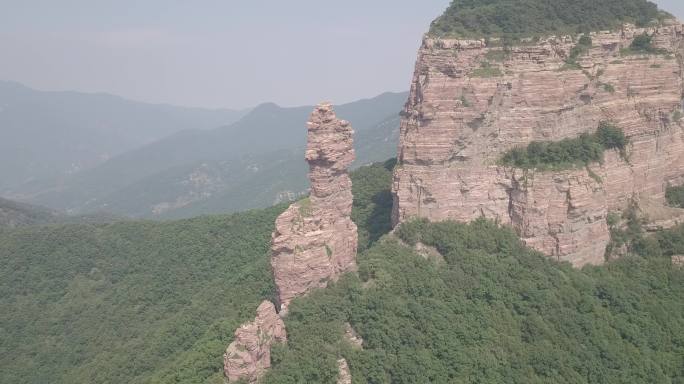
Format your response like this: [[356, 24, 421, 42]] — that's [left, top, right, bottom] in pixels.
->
[[0, 197, 120, 228], [1, 81, 406, 218], [0, 81, 247, 191]]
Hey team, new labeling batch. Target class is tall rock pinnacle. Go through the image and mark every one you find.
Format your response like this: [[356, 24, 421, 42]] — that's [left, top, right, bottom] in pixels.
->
[[223, 103, 358, 383], [271, 103, 358, 312]]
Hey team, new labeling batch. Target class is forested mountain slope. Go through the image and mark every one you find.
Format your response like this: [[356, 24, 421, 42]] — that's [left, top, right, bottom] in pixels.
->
[[0, 161, 395, 384], [0, 197, 121, 228], [264, 219, 684, 383], [0, 197, 60, 227], [2, 160, 683, 383]]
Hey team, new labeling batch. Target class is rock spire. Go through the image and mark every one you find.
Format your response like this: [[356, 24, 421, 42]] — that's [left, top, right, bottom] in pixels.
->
[[271, 102, 358, 312], [224, 103, 358, 382]]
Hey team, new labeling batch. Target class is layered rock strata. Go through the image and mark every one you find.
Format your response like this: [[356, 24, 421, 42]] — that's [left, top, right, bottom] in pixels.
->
[[393, 22, 684, 266], [271, 103, 358, 312], [223, 301, 287, 383]]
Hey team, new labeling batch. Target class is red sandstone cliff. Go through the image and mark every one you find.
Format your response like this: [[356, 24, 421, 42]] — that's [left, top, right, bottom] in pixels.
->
[[271, 103, 358, 312], [393, 22, 684, 266]]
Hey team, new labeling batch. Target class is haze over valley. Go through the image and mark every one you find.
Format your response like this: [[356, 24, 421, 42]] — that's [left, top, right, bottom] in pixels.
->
[[2, 1, 684, 384]]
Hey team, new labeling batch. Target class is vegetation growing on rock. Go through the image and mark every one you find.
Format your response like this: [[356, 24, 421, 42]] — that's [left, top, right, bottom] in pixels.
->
[[430, 0, 668, 38], [351, 159, 395, 251], [666, 185, 684, 208], [621, 33, 669, 55], [500, 122, 627, 170]]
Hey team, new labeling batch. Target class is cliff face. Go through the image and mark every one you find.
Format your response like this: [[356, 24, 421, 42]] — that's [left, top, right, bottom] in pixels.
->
[[223, 301, 287, 383], [393, 22, 684, 266], [271, 103, 358, 312]]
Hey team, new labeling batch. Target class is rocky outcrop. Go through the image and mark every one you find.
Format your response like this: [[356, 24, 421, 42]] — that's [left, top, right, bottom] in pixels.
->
[[343, 322, 364, 348], [224, 104, 359, 382], [223, 301, 287, 383], [673, 255, 684, 268], [271, 103, 358, 312], [393, 22, 684, 266], [337, 358, 352, 384]]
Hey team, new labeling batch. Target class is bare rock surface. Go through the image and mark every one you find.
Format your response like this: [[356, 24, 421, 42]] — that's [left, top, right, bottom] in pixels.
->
[[393, 23, 684, 266], [337, 358, 352, 384], [673, 255, 684, 268], [637, 196, 684, 231], [271, 103, 358, 311], [223, 301, 286, 383], [343, 322, 364, 349]]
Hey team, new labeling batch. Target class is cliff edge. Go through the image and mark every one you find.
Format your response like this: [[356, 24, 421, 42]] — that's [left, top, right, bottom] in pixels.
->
[[393, 22, 684, 266]]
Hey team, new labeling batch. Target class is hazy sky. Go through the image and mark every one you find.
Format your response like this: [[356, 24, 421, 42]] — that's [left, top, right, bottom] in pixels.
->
[[1, 0, 682, 109]]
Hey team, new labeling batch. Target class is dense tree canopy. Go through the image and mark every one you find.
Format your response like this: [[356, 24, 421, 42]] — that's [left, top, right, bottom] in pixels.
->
[[430, 0, 668, 38], [2, 159, 683, 383], [264, 219, 684, 383], [0, 162, 394, 384]]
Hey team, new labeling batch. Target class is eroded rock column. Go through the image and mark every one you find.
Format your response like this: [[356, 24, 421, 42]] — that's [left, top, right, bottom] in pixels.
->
[[224, 103, 358, 383], [271, 103, 358, 312], [223, 301, 286, 383]]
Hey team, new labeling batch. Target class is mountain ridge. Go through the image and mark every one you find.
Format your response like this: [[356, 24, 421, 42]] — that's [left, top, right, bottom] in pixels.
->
[[0, 80, 248, 191], [7, 91, 407, 218]]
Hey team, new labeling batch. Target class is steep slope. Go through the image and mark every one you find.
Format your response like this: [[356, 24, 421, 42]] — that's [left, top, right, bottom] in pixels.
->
[[0, 197, 60, 227], [0, 162, 393, 384], [0, 81, 246, 191], [15, 92, 406, 218], [393, 9, 684, 265], [0, 197, 121, 228], [0, 208, 284, 384], [3, 158, 682, 383], [262, 219, 684, 384]]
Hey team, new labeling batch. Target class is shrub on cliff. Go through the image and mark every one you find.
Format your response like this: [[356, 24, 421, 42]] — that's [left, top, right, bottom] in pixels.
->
[[500, 122, 626, 170], [666, 185, 684, 208], [595, 121, 627, 150], [430, 0, 669, 38], [621, 33, 669, 55]]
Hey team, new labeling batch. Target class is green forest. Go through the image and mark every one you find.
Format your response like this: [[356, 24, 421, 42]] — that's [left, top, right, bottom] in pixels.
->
[[430, 0, 668, 38], [0, 161, 395, 384], [2, 159, 683, 383], [264, 218, 684, 383]]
